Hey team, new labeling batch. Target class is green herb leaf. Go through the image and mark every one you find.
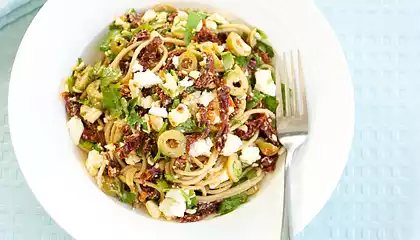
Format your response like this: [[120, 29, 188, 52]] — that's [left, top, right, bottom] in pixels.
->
[[133, 23, 154, 33], [256, 29, 268, 39], [256, 40, 274, 58], [245, 169, 258, 179], [254, 54, 263, 66], [96, 66, 122, 88], [153, 149, 162, 163], [175, 119, 205, 133], [102, 84, 123, 118], [100, 29, 121, 52], [156, 179, 170, 191], [78, 140, 103, 152], [139, 117, 149, 132], [120, 191, 136, 204], [169, 98, 181, 111], [263, 95, 279, 113], [181, 190, 197, 209], [246, 90, 266, 110], [217, 193, 248, 215], [165, 174, 176, 182], [185, 86, 197, 93], [185, 12, 204, 45], [222, 52, 235, 70], [235, 56, 251, 67], [127, 111, 140, 127]]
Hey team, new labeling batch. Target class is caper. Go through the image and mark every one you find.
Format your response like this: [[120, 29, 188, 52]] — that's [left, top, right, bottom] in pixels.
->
[[157, 130, 187, 158]]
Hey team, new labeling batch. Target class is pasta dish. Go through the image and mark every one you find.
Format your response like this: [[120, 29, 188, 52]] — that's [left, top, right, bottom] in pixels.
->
[[62, 4, 284, 222]]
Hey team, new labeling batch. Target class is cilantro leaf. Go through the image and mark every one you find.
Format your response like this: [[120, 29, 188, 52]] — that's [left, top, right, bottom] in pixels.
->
[[246, 90, 266, 110], [254, 54, 263, 66], [139, 117, 149, 132], [120, 191, 136, 204], [175, 119, 205, 133], [102, 84, 123, 117], [127, 111, 140, 127], [235, 56, 251, 67], [217, 193, 248, 215], [185, 12, 204, 45]]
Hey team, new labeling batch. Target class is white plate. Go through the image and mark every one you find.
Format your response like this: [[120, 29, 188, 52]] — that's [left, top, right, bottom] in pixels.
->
[[8, 0, 354, 239]]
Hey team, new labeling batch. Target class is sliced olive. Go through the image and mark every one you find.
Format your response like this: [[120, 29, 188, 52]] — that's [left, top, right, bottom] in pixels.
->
[[157, 130, 186, 158], [85, 80, 103, 109], [101, 176, 122, 197], [226, 153, 242, 182], [226, 32, 252, 56], [255, 138, 280, 156], [178, 51, 198, 73], [110, 36, 128, 55], [225, 65, 249, 96], [248, 28, 259, 48]]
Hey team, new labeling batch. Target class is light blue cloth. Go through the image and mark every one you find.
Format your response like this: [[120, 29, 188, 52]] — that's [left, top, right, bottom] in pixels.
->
[[0, 0, 420, 239], [0, 0, 44, 29]]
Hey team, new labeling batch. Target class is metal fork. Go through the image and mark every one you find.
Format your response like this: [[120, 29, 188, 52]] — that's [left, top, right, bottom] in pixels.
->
[[277, 50, 309, 240]]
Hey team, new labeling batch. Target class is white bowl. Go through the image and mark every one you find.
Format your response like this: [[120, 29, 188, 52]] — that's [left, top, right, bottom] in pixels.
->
[[8, 0, 354, 239]]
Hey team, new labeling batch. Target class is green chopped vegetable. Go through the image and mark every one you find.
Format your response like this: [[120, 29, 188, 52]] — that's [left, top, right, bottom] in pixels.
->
[[79, 140, 103, 152], [185, 160, 191, 171], [120, 191, 136, 204], [185, 86, 196, 93], [96, 66, 122, 88], [100, 29, 121, 52], [127, 111, 140, 127], [101, 176, 123, 197], [235, 56, 251, 67], [165, 174, 176, 182], [158, 120, 169, 136], [246, 90, 266, 110], [156, 179, 170, 191], [102, 84, 123, 117], [217, 193, 248, 215], [185, 12, 204, 45], [221, 52, 235, 70], [65, 76, 75, 93], [153, 149, 162, 163], [133, 23, 154, 33], [175, 119, 205, 133]]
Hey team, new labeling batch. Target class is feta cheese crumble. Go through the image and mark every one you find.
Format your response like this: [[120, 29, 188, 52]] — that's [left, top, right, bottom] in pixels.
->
[[189, 138, 213, 157], [240, 146, 261, 165], [159, 189, 187, 218], [80, 105, 102, 123], [149, 107, 168, 118], [199, 90, 217, 107], [133, 70, 163, 88], [168, 104, 191, 127], [255, 69, 276, 96], [221, 134, 242, 156], [86, 150, 105, 176], [67, 116, 84, 145]]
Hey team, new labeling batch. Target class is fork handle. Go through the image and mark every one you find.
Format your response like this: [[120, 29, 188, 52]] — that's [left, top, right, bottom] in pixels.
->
[[281, 148, 294, 240], [280, 136, 307, 240]]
